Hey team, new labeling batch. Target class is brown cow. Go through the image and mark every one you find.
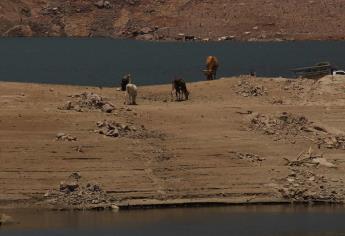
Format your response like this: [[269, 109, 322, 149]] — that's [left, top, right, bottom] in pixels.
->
[[203, 56, 219, 80]]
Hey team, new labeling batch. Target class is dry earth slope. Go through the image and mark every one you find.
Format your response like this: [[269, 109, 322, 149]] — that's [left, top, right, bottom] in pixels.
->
[[1, 0, 345, 41], [1, 76, 345, 209]]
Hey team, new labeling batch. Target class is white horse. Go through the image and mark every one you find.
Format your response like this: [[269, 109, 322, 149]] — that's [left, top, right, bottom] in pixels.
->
[[125, 83, 137, 105]]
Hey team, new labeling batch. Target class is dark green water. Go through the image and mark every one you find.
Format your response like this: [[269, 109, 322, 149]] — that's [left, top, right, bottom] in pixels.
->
[[0, 38, 345, 86], [1, 206, 345, 236]]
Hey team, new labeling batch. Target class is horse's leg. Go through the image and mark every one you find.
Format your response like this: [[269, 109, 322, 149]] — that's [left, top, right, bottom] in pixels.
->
[[171, 83, 175, 101], [185, 89, 189, 100], [133, 94, 137, 105], [124, 91, 128, 105]]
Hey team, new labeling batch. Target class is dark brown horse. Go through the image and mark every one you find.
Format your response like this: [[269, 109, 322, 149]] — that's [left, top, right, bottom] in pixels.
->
[[171, 78, 189, 101], [121, 74, 131, 91]]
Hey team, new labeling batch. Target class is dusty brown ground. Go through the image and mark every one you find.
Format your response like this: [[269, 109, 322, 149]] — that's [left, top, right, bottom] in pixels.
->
[[1, 76, 345, 209], [1, 0, 345, 41]]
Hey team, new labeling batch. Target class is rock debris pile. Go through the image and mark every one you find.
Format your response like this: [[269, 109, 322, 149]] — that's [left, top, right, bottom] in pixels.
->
[[59, 92, 115, 113], [95, 120, 139, 138], [250, 112, 310, 137], [236, 79, 267, 97], [95, 120, 165, 139], [249, 112, 345, 149], [44, 173, 116, 209], [275, 147, 342, 202], [278, 167, 342, 203]]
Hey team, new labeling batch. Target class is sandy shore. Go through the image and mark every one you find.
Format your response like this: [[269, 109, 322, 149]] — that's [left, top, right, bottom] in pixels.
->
[[1, 76, 345, 210]]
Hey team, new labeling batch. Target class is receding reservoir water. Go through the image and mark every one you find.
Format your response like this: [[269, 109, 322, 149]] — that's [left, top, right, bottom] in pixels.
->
[[0, 38, 345, 86], [1, 206, 345, 236]]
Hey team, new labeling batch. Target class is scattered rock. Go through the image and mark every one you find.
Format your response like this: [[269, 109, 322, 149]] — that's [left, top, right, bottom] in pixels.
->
[[230, 151, 265, 164], [312, 158, 336, 168], [0, 214, 15, 226], [95, 120, 165, 140], [56, 133, 77, 141], [111, 205, 120, 212], [272, 98, 283, 104], [59, 173, 81, 193], [175, 33, 196, 41], [70, 172, 82, 180], [60, 181, 79, 193], [94, 0, 111, 9], [140, 27, 153, 34], [217, 36, 235, 41], [62, 101, 73, 110], [136, 33, 154, 40], [40, 5, 61, 15], [176, 33, 185, 40], [44, 193, 50, 199], [74, 145, 84, 153], [101, 104, 114, 113]]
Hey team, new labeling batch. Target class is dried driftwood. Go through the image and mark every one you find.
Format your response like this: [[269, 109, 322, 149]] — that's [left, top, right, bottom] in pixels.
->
[[284, 147, 321, 166], [283, 146, 336, 168]]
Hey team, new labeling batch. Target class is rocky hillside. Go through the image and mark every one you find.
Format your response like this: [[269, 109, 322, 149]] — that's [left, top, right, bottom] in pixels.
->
[[1, 0, 345, 41]]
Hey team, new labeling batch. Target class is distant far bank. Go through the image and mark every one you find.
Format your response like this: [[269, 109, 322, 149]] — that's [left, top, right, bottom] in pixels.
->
[[1, 0, 345, 42]]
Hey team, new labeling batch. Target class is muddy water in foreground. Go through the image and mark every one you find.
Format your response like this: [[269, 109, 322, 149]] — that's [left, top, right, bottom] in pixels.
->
[[1, 206, 345, 236], [1, 39, 345, 86]]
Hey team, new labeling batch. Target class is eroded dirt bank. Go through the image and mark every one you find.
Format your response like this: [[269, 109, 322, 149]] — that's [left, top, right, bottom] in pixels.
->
[[1, 0, 345, 41], [1, 76, 345, 210]]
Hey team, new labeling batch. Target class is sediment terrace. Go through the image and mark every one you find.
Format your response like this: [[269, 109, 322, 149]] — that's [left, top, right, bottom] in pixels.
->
[[1, 76, 345, 209]]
